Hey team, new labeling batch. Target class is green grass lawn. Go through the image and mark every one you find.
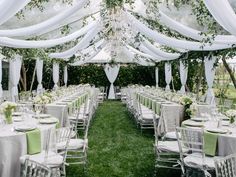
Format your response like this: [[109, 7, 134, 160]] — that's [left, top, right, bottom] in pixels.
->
[[66, 101, 156, 177]]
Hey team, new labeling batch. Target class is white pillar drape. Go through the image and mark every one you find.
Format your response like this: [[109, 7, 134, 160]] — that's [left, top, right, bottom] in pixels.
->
[[9, 55, 22, 102], [64, 65, 68, 87], [165, 63, 172, 91], [104, 64, 120, 99], [155, 67, 159, 87], [53, 62, 59, 90], [179, 61, 188, 94], [0, 58, 2, 99], [36, 58, 43, 94], [204, 55, 216, 105]]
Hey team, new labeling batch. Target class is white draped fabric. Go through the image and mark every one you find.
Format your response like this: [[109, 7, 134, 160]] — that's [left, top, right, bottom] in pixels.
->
[[0, 0, 30, 25], [139, 44, 161, 61], [0, 0, 88, 37], [159, 10, 236, 45], [126, 45, 156, 60], [0, 22, 97, 48], [165, 63, 172, 91], [0, 59, 2, 98], [36, 59, 44, 94], [155, 67, 159, 87], [179, 61, 188, 94], [126, 12, 232, 51], [204, 0, 236, 36], [9, 55, 22, 102], [49, 27, 101, 59], [53, 62, 60, 90], [142, 39, 181, 59], [71, 41, 108, 66], [204, 55, 216, 105], [104, 64, 120, 99], [64, 65, 68, 86]]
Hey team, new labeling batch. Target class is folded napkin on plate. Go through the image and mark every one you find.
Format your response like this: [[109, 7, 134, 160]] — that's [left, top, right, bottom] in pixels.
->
[[26, 129, 41, 155], [204, 131, 218, 156]]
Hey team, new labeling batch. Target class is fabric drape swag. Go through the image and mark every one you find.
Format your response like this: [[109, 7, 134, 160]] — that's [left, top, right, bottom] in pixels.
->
[[36, 58, 44, 94], [204, 55, 216, 105], [53, 62, 59, 90], [0, 0, 87, 37], [104, 64, 120, 99], [64, 65, 68, 87], [126, 12, 232, 51], [9, 55, 22, 102], [0, 59, 2, 98], [165, 63, 172, 91], [155, 67, 159, 87], [179, 61, 188, 94]]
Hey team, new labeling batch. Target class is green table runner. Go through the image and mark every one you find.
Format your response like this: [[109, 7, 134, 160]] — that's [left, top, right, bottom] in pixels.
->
[[26, 129, 41, 155], [203, 131, 218, 156]]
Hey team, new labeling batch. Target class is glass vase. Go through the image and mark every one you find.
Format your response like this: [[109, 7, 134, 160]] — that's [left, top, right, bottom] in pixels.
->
[[4, 110, 13, 124]]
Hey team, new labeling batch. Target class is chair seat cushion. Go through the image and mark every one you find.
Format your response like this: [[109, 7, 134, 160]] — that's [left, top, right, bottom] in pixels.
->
[[158, 141, 180, 153], [141, 114, 154, 120], [57, 139, 87, 150], [20, 151, 63, 168], [165, 132, 179, 140], [184, 153, 219, 169]]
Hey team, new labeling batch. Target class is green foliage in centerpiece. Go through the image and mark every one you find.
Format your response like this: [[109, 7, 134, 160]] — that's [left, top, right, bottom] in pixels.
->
[[180, 96, 194, 120], [225, 109, 236, 124]]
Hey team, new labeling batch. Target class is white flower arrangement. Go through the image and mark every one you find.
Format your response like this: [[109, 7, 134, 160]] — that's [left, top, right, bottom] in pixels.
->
[[225, 109, 236, 124], [33, 94, 53, 104], [180, 96, 193, 106], [0, 101, 17, 113]]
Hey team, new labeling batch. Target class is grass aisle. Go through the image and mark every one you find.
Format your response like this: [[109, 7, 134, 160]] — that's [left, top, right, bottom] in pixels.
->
[[67, 101, 155, 177]]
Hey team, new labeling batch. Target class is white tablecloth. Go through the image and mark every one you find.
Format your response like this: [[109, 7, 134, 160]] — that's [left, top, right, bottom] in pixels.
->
[[0, 117, 56, 177]]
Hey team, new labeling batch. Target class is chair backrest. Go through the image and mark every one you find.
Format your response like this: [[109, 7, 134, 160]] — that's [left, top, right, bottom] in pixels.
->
[[176, 127, 205, 165], [55, 127, 72, 161], [215, 154, 236, 177], [23, 158, 52, 177], [153, 115, 160, 147]]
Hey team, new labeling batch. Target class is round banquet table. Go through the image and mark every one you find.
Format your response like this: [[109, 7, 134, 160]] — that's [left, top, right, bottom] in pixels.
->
[[0, 115, 56, 177], [182, 119, 236, 157]]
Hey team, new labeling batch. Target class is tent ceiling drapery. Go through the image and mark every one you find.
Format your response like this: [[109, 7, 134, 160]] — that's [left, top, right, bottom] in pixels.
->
[[0, 0, 236, 66]]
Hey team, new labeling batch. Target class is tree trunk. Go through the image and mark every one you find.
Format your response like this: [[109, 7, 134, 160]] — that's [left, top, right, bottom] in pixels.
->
[[222, 55, 236, 89], [196, 57, 204, 100], [30, 65, 36, 92], [20, 61, 27, 91]]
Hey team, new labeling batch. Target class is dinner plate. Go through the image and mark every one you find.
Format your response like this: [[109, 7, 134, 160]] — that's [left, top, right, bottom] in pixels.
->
[[206, 128, 228, 134], [14, 125, 36, 132], [191, 117, 209, 122], [13, 117, 23, 122], [32, 114, 50, 119], [12, 112, 23, 116], [183, 120, 204, 127], [39, 117, 58, 124]]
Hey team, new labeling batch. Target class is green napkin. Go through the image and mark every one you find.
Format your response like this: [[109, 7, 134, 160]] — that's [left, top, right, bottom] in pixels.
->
[[152, 100, 156, 112], [26, 129, 41, 155], [56, 121, 61, 129], [68, 103, 73, 115], [204, 131, 218, 156], [155, 103, 161, 116]]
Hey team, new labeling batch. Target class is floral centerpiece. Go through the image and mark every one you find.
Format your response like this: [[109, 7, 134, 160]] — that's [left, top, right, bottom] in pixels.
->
[[33, 93, 54, 113], [0, 101, 17, 124], [185, 103, 198, 118], [225, 109, 236, 124], [33, 93, 53, 105], [180, 96, 194, 120]]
